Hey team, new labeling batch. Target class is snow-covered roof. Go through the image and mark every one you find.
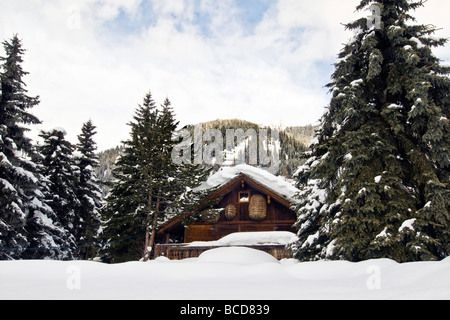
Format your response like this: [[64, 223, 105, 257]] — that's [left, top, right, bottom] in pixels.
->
[[195, 164, 299, 202], [187, 231, 298, 247]]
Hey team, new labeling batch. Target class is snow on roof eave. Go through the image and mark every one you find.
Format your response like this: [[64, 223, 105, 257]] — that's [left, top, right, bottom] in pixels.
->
[[160, 165, 300, 233], [195, 164, 300, 203]]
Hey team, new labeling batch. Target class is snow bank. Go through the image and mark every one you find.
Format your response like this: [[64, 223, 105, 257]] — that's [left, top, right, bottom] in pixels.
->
[[197, 247, 279, 264], [1, 254, 450, 300], [188, 231, 298, 247]]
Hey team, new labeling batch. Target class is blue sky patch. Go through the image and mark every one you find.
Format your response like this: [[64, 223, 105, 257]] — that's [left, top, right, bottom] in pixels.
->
[[102, 1, 157, 36], [236, 0, 273, 28], [101, 0, 274, 38]]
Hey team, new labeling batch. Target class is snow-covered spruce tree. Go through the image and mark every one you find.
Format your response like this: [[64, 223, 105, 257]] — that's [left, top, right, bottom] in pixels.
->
[[143, 103, 214, 259], [0, 35, 58, 259], [292, 0, 449, 262], [23, 162, 76, 260], [74, 120, 102, 259], [100, 92, 162, 263], [139, 97, 181, 261], [99, 143, 143, 263], [37, 128, 79, 259]]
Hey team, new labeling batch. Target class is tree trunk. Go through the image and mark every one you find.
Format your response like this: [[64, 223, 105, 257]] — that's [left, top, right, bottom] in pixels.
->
[[146, 186, 162, 261], [143, 174, 153, 261]]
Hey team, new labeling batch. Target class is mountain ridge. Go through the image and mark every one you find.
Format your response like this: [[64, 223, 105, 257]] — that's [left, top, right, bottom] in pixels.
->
[[95, 120, 318, 196]]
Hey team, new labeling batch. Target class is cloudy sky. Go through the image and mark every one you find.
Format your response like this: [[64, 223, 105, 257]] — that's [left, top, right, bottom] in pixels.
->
[[1, 0, 449, 151]]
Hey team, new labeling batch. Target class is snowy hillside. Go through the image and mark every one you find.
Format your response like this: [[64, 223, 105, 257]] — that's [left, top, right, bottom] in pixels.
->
[[1, 247, 449, 300], [95, 121, 316, 188]]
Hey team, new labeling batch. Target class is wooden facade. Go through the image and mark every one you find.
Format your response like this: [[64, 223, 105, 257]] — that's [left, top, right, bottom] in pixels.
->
[[184, 180, 297, 242], [157, 171, 298, 256], [154, 244, 293, 260]]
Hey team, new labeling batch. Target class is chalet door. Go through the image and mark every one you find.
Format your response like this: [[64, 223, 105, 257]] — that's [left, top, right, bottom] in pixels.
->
[[238, 202, 249, 221]]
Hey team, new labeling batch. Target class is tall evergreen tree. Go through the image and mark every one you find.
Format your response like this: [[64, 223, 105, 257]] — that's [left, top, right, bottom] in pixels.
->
[[100, 92, 160, 263], [141, 98, 180, 261], [0, 35, 55, 259], [74, 119, 102, 259], [99, 146, 143, 263], [293, 0, 449, 262], [141, 99, 213, 260], [37, 128, 79, 259], [101, 92, 211, 263], [24, 157, 75, 260]]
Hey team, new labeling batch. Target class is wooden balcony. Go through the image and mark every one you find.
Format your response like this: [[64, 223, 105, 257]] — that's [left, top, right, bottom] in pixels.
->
[[154, 243, 293, 260]]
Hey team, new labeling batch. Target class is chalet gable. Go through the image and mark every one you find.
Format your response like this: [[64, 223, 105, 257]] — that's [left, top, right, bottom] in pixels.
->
[[194, 164, 299, 206], [204, 172, 294, 208]]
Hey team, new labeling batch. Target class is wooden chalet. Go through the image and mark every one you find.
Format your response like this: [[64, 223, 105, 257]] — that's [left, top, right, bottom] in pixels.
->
[[155, 164, 299, 260]]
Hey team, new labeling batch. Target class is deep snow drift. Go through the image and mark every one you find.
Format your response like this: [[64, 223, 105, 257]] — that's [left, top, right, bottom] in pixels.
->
[[1, 247, 449, 300]]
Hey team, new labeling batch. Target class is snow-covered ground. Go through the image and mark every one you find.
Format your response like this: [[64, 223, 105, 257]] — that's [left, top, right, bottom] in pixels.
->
[[1, 246, 449, 300]]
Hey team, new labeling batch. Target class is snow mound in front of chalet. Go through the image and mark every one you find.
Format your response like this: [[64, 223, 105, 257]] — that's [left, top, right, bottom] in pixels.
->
[[197, 247, 279, 264]]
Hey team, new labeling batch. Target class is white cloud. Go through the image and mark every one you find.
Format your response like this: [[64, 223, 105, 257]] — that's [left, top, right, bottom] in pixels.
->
[[93, 0, 143, 20], [151, 0, 188, 17], [0, 0, 448, 150]]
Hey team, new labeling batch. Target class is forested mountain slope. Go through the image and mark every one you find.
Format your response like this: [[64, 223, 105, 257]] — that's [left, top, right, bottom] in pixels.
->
[[96, 120, 317, 196]]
